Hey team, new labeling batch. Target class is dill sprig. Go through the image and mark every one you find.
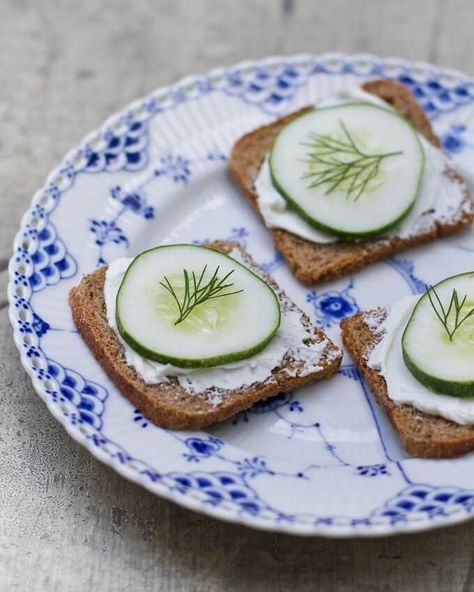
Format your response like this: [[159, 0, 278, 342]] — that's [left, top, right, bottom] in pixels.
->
[[301, 120, 402, 201], [160, 265, 243, 325], [426, 284, 474, 342]]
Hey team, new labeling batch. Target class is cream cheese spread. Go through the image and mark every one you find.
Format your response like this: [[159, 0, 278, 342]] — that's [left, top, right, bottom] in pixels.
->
[[367, 296, 474, 425], [104, 255, 335, 397], [254, 87, 468, 244]]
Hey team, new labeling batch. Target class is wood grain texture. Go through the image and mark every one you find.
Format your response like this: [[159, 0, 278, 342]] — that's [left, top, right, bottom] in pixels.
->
[[1, 0, 474, 590]]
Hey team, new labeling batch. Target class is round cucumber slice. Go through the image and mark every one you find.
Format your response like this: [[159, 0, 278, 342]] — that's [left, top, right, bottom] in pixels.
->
[[115, 244, 281, 368], [269, 103, 424, 239], [402, 272, 474, 397]]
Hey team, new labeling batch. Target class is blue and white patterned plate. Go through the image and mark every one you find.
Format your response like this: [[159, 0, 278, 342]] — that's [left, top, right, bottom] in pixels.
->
[[9, 53, 474, 537]]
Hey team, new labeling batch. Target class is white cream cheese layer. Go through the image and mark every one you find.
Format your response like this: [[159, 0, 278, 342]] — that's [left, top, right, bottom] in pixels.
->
[[367, 296, 474, 425], [254, 88, 467, 244], [104, 256, 333, 395]]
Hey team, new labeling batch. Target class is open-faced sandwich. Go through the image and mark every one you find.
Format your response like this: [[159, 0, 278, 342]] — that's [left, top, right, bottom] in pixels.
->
[[341, 272, 474, 458], [229, 80, 473, 285], [69, 242, 342, 429]]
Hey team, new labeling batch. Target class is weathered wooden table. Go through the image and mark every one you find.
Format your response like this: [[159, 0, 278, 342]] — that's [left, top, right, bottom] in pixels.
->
[[2, 1, 474, 590]]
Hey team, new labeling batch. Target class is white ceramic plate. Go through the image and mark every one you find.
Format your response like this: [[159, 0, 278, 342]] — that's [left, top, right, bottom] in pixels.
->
[[9, 53, 474, 537]]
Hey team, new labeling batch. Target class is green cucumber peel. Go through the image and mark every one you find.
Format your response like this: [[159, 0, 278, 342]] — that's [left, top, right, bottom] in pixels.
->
[[115, 244, 281, 369], [269, 103, 425, 239], [402, 272, 474, 398]]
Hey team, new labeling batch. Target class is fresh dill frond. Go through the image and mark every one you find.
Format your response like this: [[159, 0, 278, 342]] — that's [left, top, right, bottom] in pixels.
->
[[160, 265, 243, 325], [426, 284, 474, 342], [301, 120, 402, 201]]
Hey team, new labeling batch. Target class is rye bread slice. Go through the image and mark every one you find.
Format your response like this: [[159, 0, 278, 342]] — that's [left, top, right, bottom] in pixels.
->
[[340, 309, 474, 458], [229, 80, 473, 286], [69, 242, 342, 430]]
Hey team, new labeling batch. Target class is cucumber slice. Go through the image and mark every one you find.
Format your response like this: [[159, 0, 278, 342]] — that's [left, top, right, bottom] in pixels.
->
[[269, 103, 424, 239], [402, 272, 474, 397], [115, 244, 281, 368]]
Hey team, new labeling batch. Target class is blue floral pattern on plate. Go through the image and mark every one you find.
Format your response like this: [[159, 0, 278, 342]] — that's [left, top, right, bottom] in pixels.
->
[[8, 53, 474, 537], [307, 280, 358, 328]]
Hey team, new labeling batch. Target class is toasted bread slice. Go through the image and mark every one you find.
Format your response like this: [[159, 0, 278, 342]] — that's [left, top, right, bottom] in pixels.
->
[[69, 242, 342, 430], [229, 80, 473, 286], [341, 309, 474, 458]]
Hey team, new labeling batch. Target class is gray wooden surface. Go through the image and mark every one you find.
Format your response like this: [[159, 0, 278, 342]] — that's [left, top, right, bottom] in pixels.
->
[[2, 1, 474, 590]]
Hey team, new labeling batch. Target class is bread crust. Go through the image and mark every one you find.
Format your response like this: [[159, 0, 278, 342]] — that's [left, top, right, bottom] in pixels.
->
[[228, 80, 473, 286], [69, 242, 342, 430], [340, 310, 474, 458]]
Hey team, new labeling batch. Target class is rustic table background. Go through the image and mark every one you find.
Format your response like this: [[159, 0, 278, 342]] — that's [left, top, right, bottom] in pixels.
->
[[2, 1, 474, 590]]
